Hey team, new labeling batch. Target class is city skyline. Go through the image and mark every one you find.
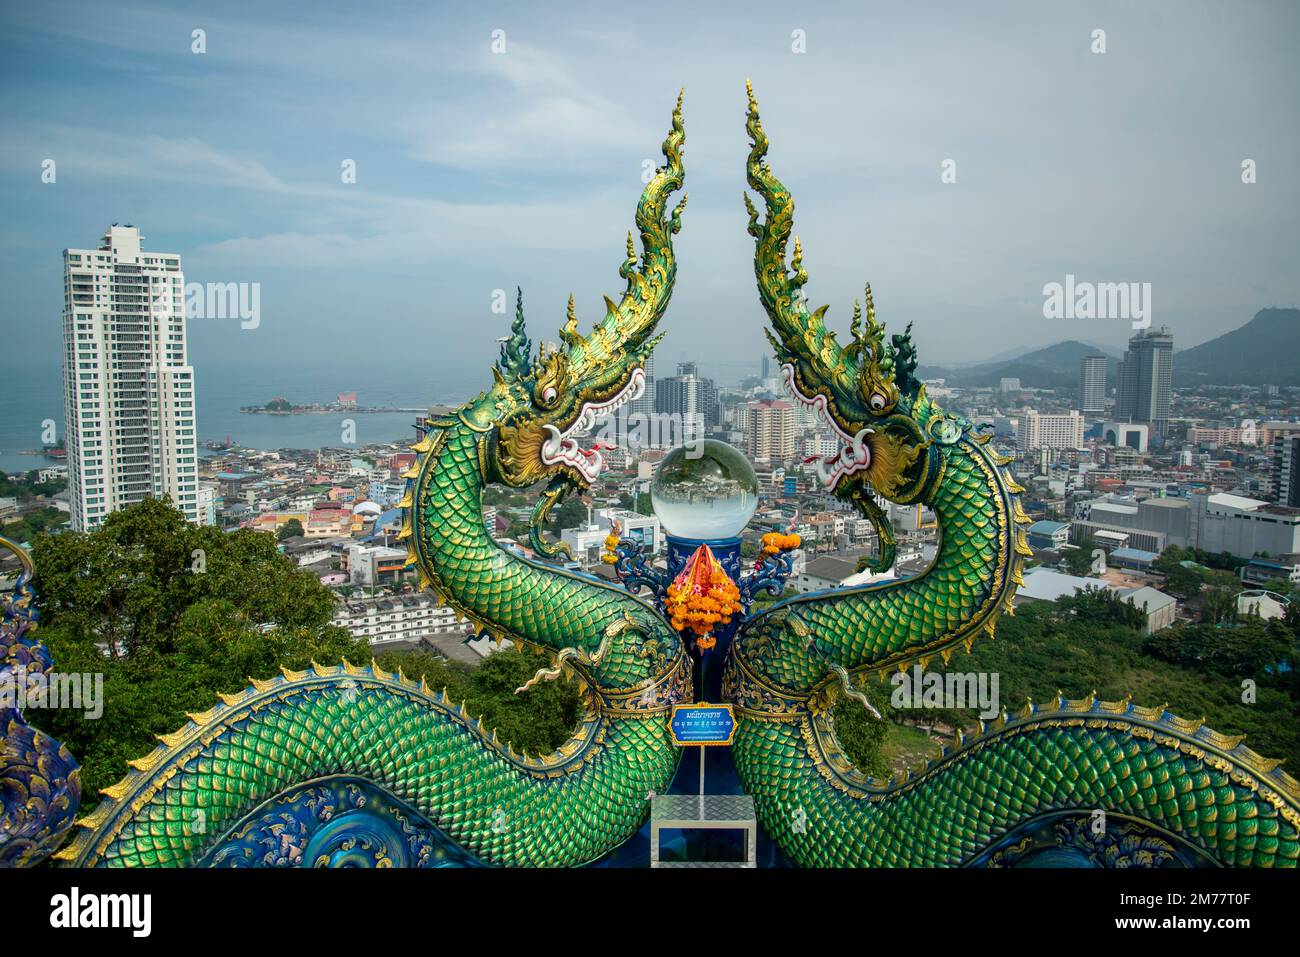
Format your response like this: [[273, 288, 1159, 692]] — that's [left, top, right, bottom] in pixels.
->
[[2, 1, 1299, 385]]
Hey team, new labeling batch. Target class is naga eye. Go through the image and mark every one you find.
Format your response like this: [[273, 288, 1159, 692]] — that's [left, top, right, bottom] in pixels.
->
[[541, 386, 557, 405], [870, 393, 886, 411]]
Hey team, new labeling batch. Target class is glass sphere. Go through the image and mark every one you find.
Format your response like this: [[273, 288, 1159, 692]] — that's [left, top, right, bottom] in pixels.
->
[[651, 439, 758, 540]]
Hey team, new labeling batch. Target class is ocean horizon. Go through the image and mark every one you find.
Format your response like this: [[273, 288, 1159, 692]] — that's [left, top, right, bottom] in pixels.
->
[[0, 357, 478, 474], [0, 356, 754, 475]]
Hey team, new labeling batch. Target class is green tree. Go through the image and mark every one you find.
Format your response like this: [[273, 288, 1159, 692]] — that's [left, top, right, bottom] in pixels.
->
[[277, 517, 304, 541], [1163, 562, 1203, 600], [387, 645, 582, 757], [1200, 586, 1238, 625], [0, 470, 67, 499], [831, 681, 895, 776], [553, 496, 588, 530], [1062, 537, 1098, 577], [1, 506, 69, 542], [1144, 619, 1293, 676], [29, 498, 370, 805]]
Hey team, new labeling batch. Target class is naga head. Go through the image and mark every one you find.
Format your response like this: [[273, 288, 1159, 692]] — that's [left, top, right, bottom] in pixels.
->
[[460, 93, 686, 491], [744, 82, 942, 508]]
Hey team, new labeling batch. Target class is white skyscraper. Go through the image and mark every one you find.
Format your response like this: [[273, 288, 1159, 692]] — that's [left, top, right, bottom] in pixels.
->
[[1017, 408, 1084, 452], [62, 226, 199, 530]]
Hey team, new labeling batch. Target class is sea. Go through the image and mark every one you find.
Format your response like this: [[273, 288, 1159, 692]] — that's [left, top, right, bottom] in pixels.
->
[[0, 358, 485, 475], [0, 356, 753, 475]]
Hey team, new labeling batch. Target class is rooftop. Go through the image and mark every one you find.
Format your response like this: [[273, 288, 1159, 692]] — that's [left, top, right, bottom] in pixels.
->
[[1117, 586, 1177, 611], [802, 556, 859, 582], [1207, 492, 1267, 510], [1110, 547, 1159, 562], [1016, 567, 1105, 602], [1027, 520, 1069, 535]]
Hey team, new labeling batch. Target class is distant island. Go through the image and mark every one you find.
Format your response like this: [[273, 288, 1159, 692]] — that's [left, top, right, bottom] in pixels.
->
[[241, 394, 426, 415]]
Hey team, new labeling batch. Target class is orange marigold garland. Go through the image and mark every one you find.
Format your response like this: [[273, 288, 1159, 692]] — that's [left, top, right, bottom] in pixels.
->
[[755, 531, 801, 569], [664, 544, 741, 650]]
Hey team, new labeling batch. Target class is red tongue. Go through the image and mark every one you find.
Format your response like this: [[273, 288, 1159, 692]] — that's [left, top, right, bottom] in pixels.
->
[[802, 455, 819, 464]]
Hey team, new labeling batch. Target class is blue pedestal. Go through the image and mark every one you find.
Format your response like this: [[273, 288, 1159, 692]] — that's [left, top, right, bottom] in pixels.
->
[[665, 534, 742, 703]]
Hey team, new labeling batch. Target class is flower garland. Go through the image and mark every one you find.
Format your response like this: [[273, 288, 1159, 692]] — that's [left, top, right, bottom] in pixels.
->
[[760, 531, 801, 557], [755, 531, 801, 569], [664, 544, 741, 650]]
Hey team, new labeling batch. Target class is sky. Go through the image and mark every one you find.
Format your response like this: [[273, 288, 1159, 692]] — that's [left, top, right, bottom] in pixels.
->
[[1, 0, 1297, 385]]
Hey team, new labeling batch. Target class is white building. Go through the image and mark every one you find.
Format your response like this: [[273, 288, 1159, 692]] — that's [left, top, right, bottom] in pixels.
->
[[1101, 421, 1150, 453], [344, 543, 411, 586], [801, 434, 840, 459], [748, 400, 796, 461], [1017, 409, 1084, 452], [330, 592, 470, 646], [560, 507, 662, 567], [1191, 492, 1300, 559], [197, 482, 218, 526], [62, 226, 198, 530]]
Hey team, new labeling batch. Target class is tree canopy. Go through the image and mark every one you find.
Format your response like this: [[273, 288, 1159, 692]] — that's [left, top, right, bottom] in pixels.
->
[[25, 498, 587, 806], [29, 498, 370, 805]]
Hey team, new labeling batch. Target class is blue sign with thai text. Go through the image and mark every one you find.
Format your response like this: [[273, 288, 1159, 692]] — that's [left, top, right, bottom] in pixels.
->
[[669, 704, 736, 746]]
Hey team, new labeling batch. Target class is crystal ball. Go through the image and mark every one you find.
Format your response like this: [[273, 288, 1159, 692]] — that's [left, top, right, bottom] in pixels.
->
[[651, 439, 758, 540]]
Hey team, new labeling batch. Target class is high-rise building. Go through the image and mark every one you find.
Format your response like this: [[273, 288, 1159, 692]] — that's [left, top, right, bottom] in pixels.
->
[[696, 376, 720, 427], [62, 226, 199, 530], [1079, 355, 1107, 415], [748, 399, 795, 461], [631, 353, 656, 417], [1274, 434, 1300, 508], [1115, 330, 1173, 438], [655, 373, 701, 441], [655, 374, 697, 418], [1017, 409, 1084, 451], [657, 366, 719, 430]]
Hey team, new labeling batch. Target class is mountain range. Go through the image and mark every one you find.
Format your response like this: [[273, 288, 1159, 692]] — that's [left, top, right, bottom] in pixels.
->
[[918, 308, 1299, 390], [917, 340, 1118, 390], [1173, 308, 1300, 386]]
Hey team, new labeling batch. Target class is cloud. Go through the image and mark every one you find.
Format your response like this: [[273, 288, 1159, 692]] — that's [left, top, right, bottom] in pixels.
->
[[2, 0, 1298, 369], [0, 125, 292, 192]]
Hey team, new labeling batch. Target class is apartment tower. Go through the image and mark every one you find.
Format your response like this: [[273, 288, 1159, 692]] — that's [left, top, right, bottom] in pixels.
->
[[62, 225, 199, 530], [1079, 354, 1107, 416], [748, 399, 795, 461]]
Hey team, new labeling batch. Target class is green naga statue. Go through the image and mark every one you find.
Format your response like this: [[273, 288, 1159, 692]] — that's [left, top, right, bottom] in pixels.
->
[[52, 95, 690, 868], [727, 81, 1299, 867], [12, 87, 1297, 869]]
